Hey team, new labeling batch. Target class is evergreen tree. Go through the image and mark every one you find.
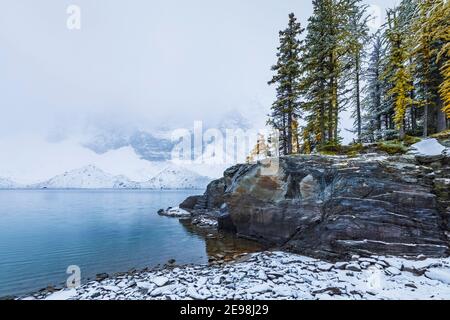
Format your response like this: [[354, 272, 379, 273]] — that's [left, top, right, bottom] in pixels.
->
[[362, 32, 384, 141], [268, 0, 448, 154], [412, 0, 449, 135], [345, 0, 370, 142], [428, 0, 450, 122], [302, 0, 330, 147], [268, 13, 304, 155], [302, 0, 354, 147], [412, 0, 436, 136], [385, 9, 414, 138]]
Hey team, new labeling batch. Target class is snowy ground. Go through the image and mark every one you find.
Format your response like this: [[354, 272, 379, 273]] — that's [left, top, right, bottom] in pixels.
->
[[23, 251, 450, 300]]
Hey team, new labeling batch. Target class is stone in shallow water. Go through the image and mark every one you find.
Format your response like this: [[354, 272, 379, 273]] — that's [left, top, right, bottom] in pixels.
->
[[160, 207, 191, 217]]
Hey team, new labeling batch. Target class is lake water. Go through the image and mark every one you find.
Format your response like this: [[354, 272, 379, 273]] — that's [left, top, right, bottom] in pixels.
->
[[0, 190, 261, 298]]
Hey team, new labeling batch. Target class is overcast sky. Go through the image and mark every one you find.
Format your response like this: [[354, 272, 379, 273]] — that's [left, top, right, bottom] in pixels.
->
[[0, 0, 397, 142]]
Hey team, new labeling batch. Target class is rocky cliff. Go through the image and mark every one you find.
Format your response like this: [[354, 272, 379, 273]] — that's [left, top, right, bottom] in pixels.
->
[[180, 140, 450, 260]]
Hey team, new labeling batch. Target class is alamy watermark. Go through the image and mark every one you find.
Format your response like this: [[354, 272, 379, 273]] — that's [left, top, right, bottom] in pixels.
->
[[66, 5, 81, 30], [66, 265, 81, 288], [170, 121, 280, 175], [365, 266, 384, 291]]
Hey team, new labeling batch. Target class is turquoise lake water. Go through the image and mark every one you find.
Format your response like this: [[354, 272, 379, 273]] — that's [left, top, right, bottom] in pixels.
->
[[0, 189, 219, 297]]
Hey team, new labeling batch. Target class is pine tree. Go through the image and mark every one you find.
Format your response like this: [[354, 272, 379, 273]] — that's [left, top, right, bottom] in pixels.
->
[[301, 0, 354, 147], [302, 0, 330, 147], [412, 0, 449, 135], [268, 0, 447, 154], [345, 0, 370, 142], [362, 32, 384, 141], [385, 9, 414, 138], [412, 0, 435, 136], [268, 13, 305, 155], [429, 0, 450, 121]]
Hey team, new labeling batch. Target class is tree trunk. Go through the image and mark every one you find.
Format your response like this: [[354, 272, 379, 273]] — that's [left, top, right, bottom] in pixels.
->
[[423, 105, 428, 138], [437, 107, 447, 132], [320, 103, 325, 145], [399, 120, 405, 140], [282, 114, 287, 155], [287, 111, 293, 155], [334, 86, 338, 142], [328, 103, 333, 142], [411, 107, 416, 134], [328, 97, 333, 143]]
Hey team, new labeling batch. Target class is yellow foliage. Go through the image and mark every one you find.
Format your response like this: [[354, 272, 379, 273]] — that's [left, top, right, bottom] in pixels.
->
[[389, 68, 413, 128], [246, 133, 270, 163], [428, 0, 450, 118], [386, 10, 413, 129], [442, 59, 450, 118]]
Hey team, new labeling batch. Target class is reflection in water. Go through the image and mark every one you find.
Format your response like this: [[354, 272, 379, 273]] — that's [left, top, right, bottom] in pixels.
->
[[178, 218, 265, 264]]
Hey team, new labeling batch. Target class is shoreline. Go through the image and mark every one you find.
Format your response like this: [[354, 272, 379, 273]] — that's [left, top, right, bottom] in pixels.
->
[[19, 251, 450, 300]]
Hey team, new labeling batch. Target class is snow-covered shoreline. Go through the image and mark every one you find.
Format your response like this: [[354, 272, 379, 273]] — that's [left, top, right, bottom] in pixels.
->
[[22, 251, 450, 300]]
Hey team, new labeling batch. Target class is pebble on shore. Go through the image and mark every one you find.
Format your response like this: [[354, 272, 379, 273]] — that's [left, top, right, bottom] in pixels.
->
[[22, 251, 450, 300]]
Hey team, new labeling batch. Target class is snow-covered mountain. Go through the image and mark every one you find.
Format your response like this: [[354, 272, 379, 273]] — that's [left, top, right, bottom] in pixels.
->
[[24, 164, 211, 190], [31, 165, 140, 189], [0, 177, 20, 189], [140, 166, 211, 190]]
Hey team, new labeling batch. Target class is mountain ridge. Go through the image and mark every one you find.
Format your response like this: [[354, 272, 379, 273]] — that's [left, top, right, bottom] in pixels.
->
[[1, 164, 211, 190]]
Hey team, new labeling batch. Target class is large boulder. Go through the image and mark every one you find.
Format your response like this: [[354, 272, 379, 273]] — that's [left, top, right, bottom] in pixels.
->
[[205, 154, 450, 260], [410, 138, 447, 164], [205, 178, 227, 210], [180, 195, 203, 210]]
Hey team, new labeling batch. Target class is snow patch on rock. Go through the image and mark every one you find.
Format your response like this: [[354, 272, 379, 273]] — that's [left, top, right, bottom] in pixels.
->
[[410, 139, 446, 156]]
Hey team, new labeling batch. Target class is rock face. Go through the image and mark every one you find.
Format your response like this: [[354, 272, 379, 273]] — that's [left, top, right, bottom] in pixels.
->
[[182, 152, 450, 260]]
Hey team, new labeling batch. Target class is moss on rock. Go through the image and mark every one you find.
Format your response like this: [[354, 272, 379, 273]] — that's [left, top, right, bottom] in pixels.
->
[[377, 141, 408, 155]]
